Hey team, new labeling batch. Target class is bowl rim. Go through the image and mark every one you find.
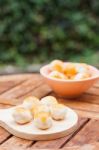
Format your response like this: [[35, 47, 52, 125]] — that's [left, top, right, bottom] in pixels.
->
[[40, 63, 99, 83]]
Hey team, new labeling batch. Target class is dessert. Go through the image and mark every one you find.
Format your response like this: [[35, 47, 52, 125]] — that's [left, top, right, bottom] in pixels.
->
[[50, 104, 66, 120], [34, 112, 52, 129], [41, 96, 58, 107], [50, 60, 63, 72], [12, 95, 67, 130], [22, 96, 40, 110], [48, 70, 68, 80], [13, 107, 32, 124], [48, 60, 92, 80]]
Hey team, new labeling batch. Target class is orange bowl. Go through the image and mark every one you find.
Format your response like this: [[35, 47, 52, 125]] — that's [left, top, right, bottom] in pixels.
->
[[40, 63, 99, 98]]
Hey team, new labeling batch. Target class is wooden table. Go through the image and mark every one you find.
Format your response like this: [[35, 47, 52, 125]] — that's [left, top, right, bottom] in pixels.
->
[[0, 74, 99, 150]]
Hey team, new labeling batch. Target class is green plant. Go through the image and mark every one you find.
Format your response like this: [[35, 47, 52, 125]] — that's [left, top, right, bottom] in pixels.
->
[[0, 0, 99, 65]]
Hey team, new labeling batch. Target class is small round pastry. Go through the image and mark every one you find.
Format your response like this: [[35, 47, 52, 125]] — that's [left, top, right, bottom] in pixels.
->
[[34, 112, 52, 130], [63, 63, 77, 78], [75, 63, 89, 74], [73, 72, 91, 80], [22, 96, 40, 110], [13, 107, 32, 124], [81, 63, 90, 70], [50, 60, 63, 72], [50, 104, 66, 120], [48, 70, 68, 80], [31, 104, 50, 116], [41, 96, 58, 107]]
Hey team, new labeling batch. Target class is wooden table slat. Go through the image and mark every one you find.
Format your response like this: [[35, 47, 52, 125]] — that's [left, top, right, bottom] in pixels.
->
[[74, 109, 99, 120], [0, 79, 26, 95], [86, 87, 99, 96], [0, 75, 44, 105], [56, 96, 99, 114], [0, 75, 42, 99], [19, 84, 52, 100], [64, 119, 99, 147], [53, 143, 99, 150], [0, 74, 32, 82], [0, 137, 33, 150], [76, 93, 99, 105]]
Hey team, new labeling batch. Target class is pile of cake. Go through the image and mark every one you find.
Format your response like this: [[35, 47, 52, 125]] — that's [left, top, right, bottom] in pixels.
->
[[48, 60, 91, 80], [13, 96, 67, 130]]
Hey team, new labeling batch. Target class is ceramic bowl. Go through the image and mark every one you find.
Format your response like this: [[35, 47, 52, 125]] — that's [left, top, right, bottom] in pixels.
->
[[40, 63, 99, 98]]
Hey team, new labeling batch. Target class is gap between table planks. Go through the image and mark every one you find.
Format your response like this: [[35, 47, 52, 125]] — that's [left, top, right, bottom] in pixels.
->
[[0, 117, 89, 150], [0, 74, 98, 149]]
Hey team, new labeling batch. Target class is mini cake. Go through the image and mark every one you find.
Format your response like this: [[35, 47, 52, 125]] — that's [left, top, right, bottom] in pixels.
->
[[73, 72, 91, 80], [13, 107, 32, 124], [22, 96, 40, 110], [31, 104, 50, 116], [75, 63, 90, 74], [50, 104, 66, 120], [34, 112, 52, 130], [63, 63, 77, 78], [50, 60, 63, 72], [48, 70, 68, 80], [47, 60, 92, 81], [81, 63, 90, 70], [41, 96, 58, 107]]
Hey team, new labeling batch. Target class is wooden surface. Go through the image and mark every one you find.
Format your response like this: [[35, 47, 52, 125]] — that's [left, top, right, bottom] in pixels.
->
[[0, 73, 98, 149]]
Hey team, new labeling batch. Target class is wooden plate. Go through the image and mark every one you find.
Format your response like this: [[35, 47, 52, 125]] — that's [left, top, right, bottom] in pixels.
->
[[0, 106, 78, 140]]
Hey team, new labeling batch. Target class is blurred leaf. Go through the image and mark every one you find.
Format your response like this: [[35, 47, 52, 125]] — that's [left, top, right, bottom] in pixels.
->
[[0, 0, 99, 66]]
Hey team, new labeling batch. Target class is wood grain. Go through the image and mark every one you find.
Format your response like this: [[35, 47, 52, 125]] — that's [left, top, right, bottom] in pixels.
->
[[28, 118, 88, 149], [64, 120, 99, 147], [86, 87, 99, 96], [0, 75, 44, 105], [76, 93, 99, 105], [75, 109, 99, 119], [0, 75, 42, 99], [19, 84, 52, 100], [0, 74, 33, 101], [55, 143, 99, 150], [0, 80, 26, 95], [0, 137, 32, 150], [0, 74, 32, 82], [0, 82, 52, 106], [54, 95, 99, 114]]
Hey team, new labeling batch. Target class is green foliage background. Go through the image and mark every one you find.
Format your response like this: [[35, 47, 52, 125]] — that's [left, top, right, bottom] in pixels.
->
[[0, 0, 99, 66]]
